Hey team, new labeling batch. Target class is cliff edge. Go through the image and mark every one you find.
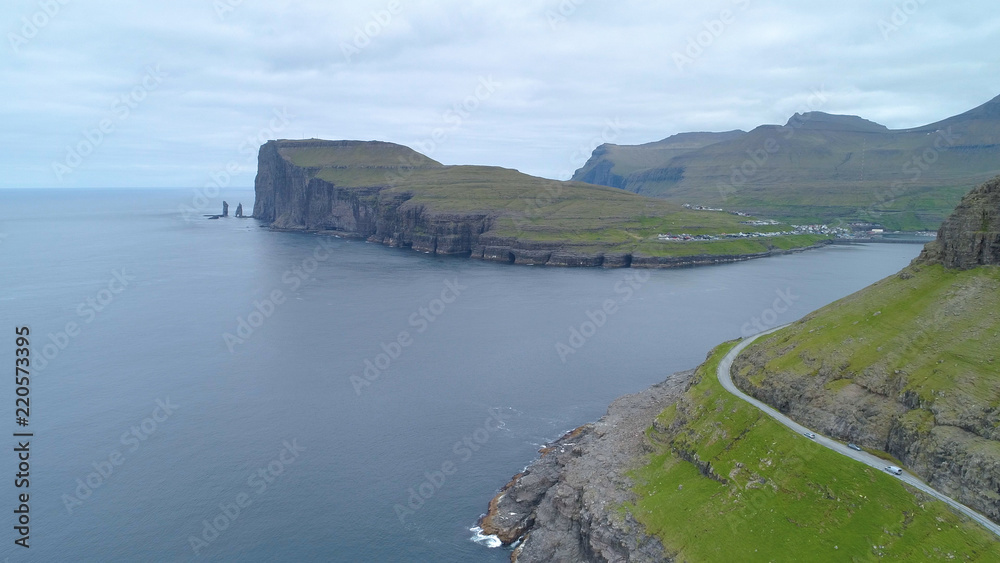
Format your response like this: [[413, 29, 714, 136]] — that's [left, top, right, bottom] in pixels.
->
[[918, 175, 1000, 269], [478, 372, 692, 562], [252, 139, 831, 268], [733, 174, 1000, 525]]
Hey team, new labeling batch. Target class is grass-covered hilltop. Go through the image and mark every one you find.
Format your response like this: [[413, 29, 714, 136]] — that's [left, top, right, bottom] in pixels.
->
[[252, 139, 828, 267], [730, 177, 1000, 502], [480, 176, 1000, 561], [574, 94, 1000, 231]]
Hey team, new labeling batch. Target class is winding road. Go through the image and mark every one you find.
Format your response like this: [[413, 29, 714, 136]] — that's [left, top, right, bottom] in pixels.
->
[[719, 327, 1000, 539]]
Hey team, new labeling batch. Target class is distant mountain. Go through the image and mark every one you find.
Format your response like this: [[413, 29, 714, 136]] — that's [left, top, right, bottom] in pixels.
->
[[480, 175, 1000, 561], [573, 95, 1000, 230], [252, 139, 827, 268]]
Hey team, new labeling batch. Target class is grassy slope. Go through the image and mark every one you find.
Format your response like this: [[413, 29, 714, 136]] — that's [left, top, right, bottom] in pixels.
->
[[740, 264, 1000, 437], [283, 144, 829, 256], [629, 342, 1000, 561], [576, 101, 1000, 230]]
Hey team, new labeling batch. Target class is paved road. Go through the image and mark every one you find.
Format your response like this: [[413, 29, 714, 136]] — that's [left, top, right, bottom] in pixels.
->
[[719, 327, 1000, 538]]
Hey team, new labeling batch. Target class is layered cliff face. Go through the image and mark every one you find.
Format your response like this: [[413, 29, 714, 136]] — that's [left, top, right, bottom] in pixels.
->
[[253, 139, 830, 268], [252, 139, 484, 254], [733, 175, 1000, 524], [479, 372, 692, 562], [918, 175, 1000, 269]]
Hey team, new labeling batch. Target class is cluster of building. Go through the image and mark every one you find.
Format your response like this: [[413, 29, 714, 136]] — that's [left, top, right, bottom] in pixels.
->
[[682, 204, 725, 212], [790, 224, 850, 236], [666, 209, 935, 243], [657, 223, 851, 242]]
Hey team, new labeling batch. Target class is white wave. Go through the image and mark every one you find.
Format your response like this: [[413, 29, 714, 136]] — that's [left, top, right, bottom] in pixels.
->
[[469, 526, 502, 548]]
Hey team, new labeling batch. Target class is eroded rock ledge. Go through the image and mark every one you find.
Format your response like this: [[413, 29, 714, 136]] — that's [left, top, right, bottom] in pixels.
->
[[252, 139, 829, 269], [479, 371, 693, 562]]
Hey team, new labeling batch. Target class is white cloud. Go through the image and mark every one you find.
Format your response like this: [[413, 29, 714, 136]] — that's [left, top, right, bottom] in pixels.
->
[[1, 0, 997, 187]]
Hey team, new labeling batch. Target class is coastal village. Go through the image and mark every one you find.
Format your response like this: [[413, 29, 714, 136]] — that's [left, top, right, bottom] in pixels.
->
[[656, 204, 935, 242]]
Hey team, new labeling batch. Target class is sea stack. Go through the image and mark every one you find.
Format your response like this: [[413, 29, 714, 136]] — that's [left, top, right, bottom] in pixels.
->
[[222, 201, 229, 217], [235, 203, 244, 218]]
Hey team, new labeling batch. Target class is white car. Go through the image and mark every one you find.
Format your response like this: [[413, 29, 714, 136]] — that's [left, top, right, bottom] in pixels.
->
[[804, 432, 816, 439], [885, 465, 903, 475]]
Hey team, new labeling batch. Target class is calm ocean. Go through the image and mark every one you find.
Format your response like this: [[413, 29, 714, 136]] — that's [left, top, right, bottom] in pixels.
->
[[0, 188, 921, 562]]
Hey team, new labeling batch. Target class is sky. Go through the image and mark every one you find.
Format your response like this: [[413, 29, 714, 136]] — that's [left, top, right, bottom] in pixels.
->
[[2, 0, 998, 188]]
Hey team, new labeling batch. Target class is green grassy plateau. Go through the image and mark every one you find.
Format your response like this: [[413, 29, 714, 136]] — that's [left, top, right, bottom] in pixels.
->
[[574, 96, 1000, 230], [740, 264, 1000, 406], [277, 140, 827, 257], [630, 340, 1000, 562]]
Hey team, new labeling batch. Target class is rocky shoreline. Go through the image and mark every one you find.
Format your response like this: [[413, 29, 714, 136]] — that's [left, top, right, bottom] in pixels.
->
[[478, 370, 694, 562], [252, 139, 831, 269], [266, 225, 833, 270]]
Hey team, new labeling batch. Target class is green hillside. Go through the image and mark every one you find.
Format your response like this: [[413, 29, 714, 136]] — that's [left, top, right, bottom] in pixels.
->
[[627, 176, 1000, 560], [574, 95, 1000, 230], [270, 140, 826, 259], [630, 341, 1000, 562]]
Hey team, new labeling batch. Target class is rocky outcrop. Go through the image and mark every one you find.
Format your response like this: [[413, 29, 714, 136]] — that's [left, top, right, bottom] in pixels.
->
[[253, 139, 827, 268], [252, 140, 489, 255], [222, 201, 229, 217], [479, 371, 693, 562], [732, 175, 1000, 524], [235, 203, 244, 218], [732, 320, 1000, 524], [918, 175, 1000, 269]]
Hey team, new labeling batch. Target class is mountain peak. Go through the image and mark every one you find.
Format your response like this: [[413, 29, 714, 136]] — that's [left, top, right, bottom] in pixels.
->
[[785, 112, 889, 133]]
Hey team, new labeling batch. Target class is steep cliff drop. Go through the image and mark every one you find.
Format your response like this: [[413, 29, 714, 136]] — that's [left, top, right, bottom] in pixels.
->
[[732, 174, 1000, 527], [480, 175, 1000, 561], [917, 175, 1000, 268], [478, 373, 692, 562], [251, 139, 831, 268]]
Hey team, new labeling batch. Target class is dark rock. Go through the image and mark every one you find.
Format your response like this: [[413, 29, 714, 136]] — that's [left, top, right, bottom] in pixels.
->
[[252, 139, 826, 269], [222, 201, 229, 217], [235, 203, 244, 218], [918, 175, 1000, 269], [479, 371, 693, 562]]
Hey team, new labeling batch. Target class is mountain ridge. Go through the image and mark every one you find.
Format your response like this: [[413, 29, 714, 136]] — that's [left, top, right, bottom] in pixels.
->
[[252, 139, 830, 268], [573, 95, 1000, 229]]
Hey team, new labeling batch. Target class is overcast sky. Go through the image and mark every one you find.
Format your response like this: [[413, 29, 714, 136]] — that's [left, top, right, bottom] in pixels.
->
[[3, 0, 998, 188]]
